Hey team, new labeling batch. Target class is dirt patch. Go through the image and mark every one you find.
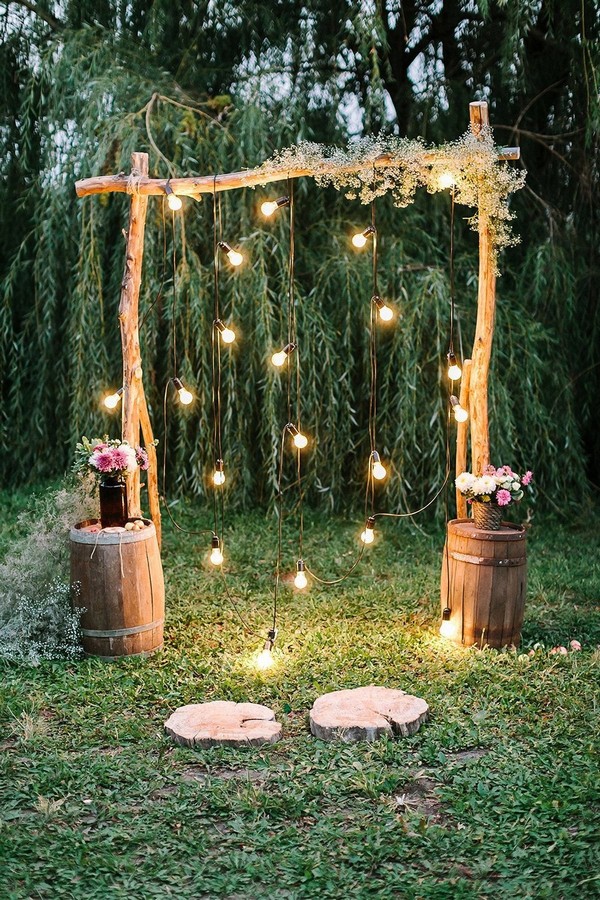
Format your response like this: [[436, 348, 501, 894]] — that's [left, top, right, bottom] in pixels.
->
[[446, 747, 488, 764], [181, 765, 269, 785], [394, 776, 449, 825]]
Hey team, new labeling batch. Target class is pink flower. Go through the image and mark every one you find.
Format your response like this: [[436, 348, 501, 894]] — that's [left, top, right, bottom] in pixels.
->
[[496, 489, 512, 506], [550, 646, 568, 655], [91, 449, 116, 473], [483, 465, 497, 476], [522, 470, 533, 486], [136, 447, 149, 471], [569, 640, 581, 651], [111, 448, 131, 470]]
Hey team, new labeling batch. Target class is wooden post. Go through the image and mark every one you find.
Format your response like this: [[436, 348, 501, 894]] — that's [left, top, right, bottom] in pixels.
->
[[455, 358, 472, 518], [139, 389, 161, 547], [469, 101, 496, 475], [119, 152, 149, 519]]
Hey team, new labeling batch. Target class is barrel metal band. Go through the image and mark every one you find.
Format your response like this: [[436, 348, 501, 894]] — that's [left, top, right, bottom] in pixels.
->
[[450, 551, 526, 568], [82, 618, 163, 638]]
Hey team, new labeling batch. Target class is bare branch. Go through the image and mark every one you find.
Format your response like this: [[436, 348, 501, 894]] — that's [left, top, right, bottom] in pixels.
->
[[3, 0, 63, 30]]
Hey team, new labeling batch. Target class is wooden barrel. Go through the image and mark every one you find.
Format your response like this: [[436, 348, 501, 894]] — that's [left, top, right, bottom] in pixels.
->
[[440, 519, 527, 648], [70, 519, 164, 659]]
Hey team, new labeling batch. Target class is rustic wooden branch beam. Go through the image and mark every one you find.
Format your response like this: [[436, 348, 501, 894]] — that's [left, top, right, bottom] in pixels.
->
[[139, 387, 161, 546], [455, 359, 472, 519], [119, 151, 148, 519], [75, 146, 520, 198], [469, 101, 495, 475]]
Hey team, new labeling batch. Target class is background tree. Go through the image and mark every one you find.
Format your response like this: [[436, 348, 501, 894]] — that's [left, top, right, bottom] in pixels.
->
[[0, 0, 598, 515]]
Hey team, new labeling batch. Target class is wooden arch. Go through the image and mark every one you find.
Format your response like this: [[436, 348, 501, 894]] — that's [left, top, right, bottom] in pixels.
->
[[75, 100, 520, 546]]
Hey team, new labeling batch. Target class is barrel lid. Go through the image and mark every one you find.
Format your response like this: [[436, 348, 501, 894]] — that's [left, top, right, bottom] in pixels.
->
[[70, 518, 156, 545], [447, 518, 526, 541]]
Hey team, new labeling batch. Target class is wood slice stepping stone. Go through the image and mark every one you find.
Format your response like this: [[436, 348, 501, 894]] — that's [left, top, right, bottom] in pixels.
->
[[310, 685, 429, 742], [165, 701, 282, 748]]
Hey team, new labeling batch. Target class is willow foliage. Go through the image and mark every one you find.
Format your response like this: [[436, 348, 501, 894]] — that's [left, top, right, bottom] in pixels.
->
[[1, 1, 598, 518]]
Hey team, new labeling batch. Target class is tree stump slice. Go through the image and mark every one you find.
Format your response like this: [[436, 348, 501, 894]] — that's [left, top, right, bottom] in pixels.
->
[[164, 701, 282, 748], [310, 686, 429, 742]]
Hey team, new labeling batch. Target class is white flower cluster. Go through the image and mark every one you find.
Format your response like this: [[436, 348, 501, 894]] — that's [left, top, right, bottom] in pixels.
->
[[0, 580, 83, 665]]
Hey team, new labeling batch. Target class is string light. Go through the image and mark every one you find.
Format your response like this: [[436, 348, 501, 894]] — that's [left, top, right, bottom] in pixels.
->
[[271, 342, 296, 367], [352, 224, 376, 248], [103, 387, 123, 410], [256, 628, 277, 670], [261, 196, 290, 217], [213, 458, 225, 486], [294, 559, 308, 590], [438, 171, 455, 190], [360, 516, 376, 545], [214, 318, 236, 344], [447, 351, 462, 381], [164, 181, 183, 211], [209, 534, 224, 566], [370, 451, 387, 481], [172, 377, 193, 405], [440, 606, 454, 638], [372, 294, 394, 322], [218, 241, 243, 267], [450, 395, 468, 422], [286, 423, 308, 449]]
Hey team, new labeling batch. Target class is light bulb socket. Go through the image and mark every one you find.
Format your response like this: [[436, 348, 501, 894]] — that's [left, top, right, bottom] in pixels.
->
[[447, 351, 458, 367], [372, 295, 385, 310], [217, 241, 232, 253], [164, 181, 175, 197], [366, 516, 376, 530], [273, 196, 290, 209], [296, 559, 305, 573], [172, 377, 184, 391], [371, 450, 381, 463], [450, 394, 460, 408], [263, 627, 278, 651], [442, 607, 451, 621], [282, 342, 297, 356], [215, 459, 224, 473], [363, 225, 376, 238], [286, 423, 299, 438], [211, 534, 220, 550], [214, 319, 226, 333]]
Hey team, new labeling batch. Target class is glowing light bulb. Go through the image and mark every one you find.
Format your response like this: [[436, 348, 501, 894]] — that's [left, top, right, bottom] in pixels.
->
[[218, 241, 243, 267], [360, 516, 376, 545], [256, 629, 277, 670], [261, 196, 290, 217], [103, 388, 123, 410], [372, 295, 394, 322], [213, 459, 225, 486], [271, 342, 296, 367], [164, 181, 183, 210], [172, 377, 193, 405], [210, 535, 223, 566], [294, 560, 308, 590], [438, 171, 455, 189], [450, 395, 468, 423], [447, 351, 462, 381], [215, 319, 236, 344], [286, 423, 308, 449], [352, 225, 376, 249], [256, 648, 274, 670], [370, 451, 387, 481], [440, 607, 454, 638]]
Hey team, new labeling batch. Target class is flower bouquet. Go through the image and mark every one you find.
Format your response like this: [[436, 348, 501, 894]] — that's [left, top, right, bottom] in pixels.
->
[[455, 465, 533, 530], [74, 436, 149, 527]]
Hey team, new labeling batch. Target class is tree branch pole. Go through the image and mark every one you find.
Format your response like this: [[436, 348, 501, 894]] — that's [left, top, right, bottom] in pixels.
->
[[455, 359, 472, 518], [118, 151, 150, 521], [469, 100, 496, 475], [75, 145, 520, 198]]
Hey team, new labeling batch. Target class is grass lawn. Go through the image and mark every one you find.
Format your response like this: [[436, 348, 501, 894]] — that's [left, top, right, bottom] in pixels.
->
[[1, 488, 599, 899]]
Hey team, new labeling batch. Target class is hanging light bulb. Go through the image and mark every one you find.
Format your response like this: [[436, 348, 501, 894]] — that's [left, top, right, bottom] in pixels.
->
[[271, 342, 296, 367], [209, 534, 224, 566], [286, 423, 308, 449], [214, 319, 236, 344], [294, 559, 308, 590], [213, 459, 225, 486], [450, 394, 468, 422], [370, 450, 387, 481], [256, 628, 277, 670], [438, 171, 455, 190], [360, 516, 376, 545], [164, 181, 183, 211], [440, 606, 454, 638], [261, 196, 290, 217], [352, 224, 376, 248], [172, 377, 193, 405], [372, 295, 394, 322], [103, 387, 123, 410], [447, 351, 462, 381], [218, 241, 244, 267]]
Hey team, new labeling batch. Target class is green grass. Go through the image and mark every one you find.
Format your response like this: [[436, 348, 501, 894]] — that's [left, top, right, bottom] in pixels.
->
[[1, 488, 599, 899]]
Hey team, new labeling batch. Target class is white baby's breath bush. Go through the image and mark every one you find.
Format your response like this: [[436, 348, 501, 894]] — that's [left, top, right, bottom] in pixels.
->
[[0, 479, 97, 665]]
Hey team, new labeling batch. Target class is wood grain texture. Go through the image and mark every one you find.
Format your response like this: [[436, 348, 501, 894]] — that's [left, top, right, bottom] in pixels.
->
[[138, 387, 161, 547], [440, 519, 527, 649], [455, 358, 472, 518], [70, 520, 164, 658]]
